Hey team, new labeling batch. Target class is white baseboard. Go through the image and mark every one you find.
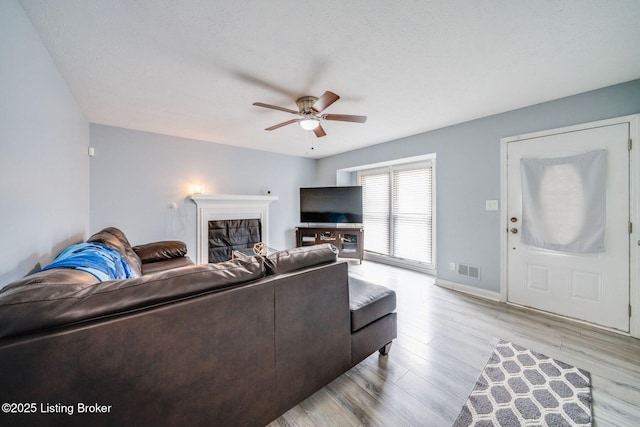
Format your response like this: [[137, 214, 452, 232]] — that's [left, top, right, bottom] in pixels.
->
[[435, 278, 502, 302], [437, 279, 635, 338]]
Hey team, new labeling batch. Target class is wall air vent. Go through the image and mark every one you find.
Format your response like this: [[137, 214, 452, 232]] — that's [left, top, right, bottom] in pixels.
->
[[457, 263, 481, 280]]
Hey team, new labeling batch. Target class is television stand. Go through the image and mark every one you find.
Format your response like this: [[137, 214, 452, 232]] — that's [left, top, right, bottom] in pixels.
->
[[296, 226, 364, 263]]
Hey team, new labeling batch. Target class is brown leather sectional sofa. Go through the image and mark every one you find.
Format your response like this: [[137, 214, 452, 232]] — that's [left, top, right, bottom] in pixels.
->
[[0, 227, 396, 426]]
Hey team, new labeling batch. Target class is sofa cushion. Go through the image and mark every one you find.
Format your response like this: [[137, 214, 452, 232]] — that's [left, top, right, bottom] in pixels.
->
[[349, 277, 396, 332], [87, 227, 142, 277], [133, 241, 187, 263], [264, 244, 338, 275], [0, 257, 265, 339]]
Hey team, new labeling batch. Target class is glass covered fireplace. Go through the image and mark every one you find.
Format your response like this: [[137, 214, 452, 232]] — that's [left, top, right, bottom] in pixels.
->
[[207, 219, 261, 263]]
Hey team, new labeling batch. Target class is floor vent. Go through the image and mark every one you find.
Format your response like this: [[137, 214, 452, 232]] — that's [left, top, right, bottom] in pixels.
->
[[458, 263, 481, 280]]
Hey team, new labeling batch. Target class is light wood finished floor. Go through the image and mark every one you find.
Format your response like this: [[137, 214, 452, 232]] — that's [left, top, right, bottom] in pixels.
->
[[268, 261, 640, 427]]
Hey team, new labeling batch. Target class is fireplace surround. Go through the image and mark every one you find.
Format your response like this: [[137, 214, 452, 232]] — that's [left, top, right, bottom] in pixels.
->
[[190, 194, 278, 264]]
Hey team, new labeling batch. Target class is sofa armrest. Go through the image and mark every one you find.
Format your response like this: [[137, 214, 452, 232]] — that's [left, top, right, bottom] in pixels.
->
[[133, 241, 187, 263], [141, 257, 194, 275]]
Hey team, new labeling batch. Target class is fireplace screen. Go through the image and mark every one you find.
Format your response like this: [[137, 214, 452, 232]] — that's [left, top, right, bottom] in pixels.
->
[[208, 219, 261, 263]]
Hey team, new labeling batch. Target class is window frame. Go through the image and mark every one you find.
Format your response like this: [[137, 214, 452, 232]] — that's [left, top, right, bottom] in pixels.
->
[[356, 156, 436, 274]]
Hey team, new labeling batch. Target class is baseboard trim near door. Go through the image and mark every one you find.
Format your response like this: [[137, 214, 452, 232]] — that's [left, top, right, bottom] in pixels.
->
[[435, 279, 502, 302], [437, 278, 633, 337], [505, 301, 632, 338]]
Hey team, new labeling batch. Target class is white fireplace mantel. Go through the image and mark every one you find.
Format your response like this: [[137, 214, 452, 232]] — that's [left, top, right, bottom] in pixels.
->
[[190, 194, 279, 264]]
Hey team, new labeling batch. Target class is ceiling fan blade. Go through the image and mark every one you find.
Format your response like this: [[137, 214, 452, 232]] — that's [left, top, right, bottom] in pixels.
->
[[311, 91, 340, 113], [323, 114, 367, 123], [313, 124, 327, 138], [253, 102, 299, 115], [265, 119, 299, 131]]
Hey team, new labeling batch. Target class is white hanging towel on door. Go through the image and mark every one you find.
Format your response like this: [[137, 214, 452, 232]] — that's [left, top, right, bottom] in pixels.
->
[[520, 149, 607, 253]]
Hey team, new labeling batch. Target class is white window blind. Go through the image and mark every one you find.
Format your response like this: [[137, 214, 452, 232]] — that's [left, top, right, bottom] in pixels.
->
[[392, 165, 433, 263], [361, 169, 390, 255], [359, 161, 434, 267]]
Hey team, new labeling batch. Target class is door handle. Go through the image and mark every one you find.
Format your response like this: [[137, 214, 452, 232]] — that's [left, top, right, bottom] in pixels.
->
[[510, 228, 518, 234], [510, 217, 518, 223]]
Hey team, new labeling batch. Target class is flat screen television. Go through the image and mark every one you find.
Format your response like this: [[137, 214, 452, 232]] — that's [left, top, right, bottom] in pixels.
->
[[300, 186, 363, 224]]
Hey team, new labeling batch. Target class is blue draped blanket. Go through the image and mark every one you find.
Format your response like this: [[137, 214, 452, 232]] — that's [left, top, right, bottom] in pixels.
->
[[41, 242, 138, 282]]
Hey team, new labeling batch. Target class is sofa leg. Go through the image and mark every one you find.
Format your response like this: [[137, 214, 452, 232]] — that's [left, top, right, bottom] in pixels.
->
[[379, 342, 392, 356]]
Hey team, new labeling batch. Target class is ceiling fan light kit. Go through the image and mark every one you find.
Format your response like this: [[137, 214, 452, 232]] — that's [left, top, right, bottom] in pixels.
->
[[253, 91, 367, 138], [299, 118, 320, 130]]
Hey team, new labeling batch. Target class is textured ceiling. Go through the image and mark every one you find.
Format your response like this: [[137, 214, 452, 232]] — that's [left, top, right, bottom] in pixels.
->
[[19, 0, 640, 158]]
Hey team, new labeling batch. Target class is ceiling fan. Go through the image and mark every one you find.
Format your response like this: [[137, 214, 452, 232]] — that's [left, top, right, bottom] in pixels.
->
[[253, 91, 367, 137]]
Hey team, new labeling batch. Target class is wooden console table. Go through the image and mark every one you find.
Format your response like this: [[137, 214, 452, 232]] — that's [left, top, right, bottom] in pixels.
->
[[296, 226, 364, 263]]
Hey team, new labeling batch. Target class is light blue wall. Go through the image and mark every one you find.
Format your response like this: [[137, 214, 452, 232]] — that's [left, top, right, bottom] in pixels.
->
[[90, 125, 316, 256], [317, 80, 640, 292], [0, 0, 90, 287]]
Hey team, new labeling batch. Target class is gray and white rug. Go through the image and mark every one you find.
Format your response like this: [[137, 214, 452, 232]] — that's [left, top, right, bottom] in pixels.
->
[[453, 340, 592, 426]]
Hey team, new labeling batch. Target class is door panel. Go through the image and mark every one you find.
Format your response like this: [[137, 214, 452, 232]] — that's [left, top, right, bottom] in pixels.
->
[[507, 123, 630, 332]]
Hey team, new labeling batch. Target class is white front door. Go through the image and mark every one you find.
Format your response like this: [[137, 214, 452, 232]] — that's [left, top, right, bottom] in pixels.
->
[[506, 123, 630, 332]]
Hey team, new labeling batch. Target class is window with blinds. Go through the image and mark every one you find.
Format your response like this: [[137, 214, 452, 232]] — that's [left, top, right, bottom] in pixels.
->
[[359, 160, 434, 267], [361, 170, 390, 255]]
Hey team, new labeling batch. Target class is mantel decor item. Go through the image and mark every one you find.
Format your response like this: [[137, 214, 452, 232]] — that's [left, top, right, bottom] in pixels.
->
[[190, 184, 204, 195], [253, 242, 268, 256]]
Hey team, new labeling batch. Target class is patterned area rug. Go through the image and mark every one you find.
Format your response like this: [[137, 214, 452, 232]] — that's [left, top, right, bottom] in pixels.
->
[[453, 340, 592, 426]]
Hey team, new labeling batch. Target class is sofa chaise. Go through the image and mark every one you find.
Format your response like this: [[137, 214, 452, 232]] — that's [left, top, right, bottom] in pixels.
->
[[0, 227, 396, 426]]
